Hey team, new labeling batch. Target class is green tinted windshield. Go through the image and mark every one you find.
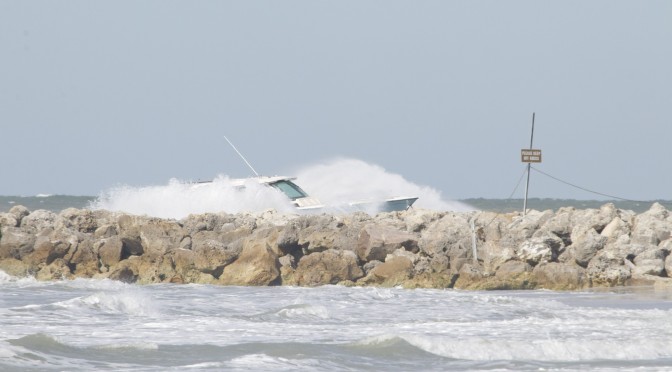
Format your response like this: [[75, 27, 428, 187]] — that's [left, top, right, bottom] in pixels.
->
[[270, 180, 308, 200]]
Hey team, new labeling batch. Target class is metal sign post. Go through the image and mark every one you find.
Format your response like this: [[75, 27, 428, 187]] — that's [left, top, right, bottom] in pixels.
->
[[521, 113, 541, 216]]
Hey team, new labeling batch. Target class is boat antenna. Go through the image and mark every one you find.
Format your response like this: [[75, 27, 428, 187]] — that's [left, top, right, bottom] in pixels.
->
[[223, 136, 260, 177]]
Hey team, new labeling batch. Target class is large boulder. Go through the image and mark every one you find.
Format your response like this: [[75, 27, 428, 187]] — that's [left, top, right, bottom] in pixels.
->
[[63, 235, 98, 277], [20, 210, 57, 233], [138, 220, 184, 258], [631, 203, 671, 246], [503, 210, 555, 246], [586, 251, 631, 286], [94, 224, 118, 239], [56, 208, 98, 233], [293, 215, 364, 254], [603, 234, 655, 261], [516, 232, 564, 266], [477, 240, 516, 273], [600, 216, 632, 243], [189, 230, 245, 277], [538, 207, 575, 245], [23, 228, 73, 268], [570, 204, 619, 240], [356, 225, 418, 262], [403, 209, 446, 233], [633, 248, 668, 277], [35, 258, 73, 281], [290, 249, 364, 286], [419, 214, 472, 263], [0, 258, 32, 277], [495, 260, 533, 278], [453, 263, 485, 289], [568, 228, 607, 267], [8, 205, 30, 225], [532, 262, 586, 290], [0, 227, 36, 260], [98, 236, 124, 267], [219, 229, 281, 286], [360, 255, 414, 286], [107, 258, 141, 283], [0, 213, 19, 228]]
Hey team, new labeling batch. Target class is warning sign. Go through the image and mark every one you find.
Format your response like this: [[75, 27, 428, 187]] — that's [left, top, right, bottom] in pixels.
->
[[521, 149, 542, 163]]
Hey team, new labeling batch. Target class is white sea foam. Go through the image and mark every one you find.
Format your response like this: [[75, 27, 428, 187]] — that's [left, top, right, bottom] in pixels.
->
[[51, 290, 159, 317], [294, 158, 473, 212], [275, 304, 330, 320], [79, 291, 159, 317], [0, 270, 36, 285], [89, 158, 472, 219], [356, 333, 672, 361], [90, 176, 295, 219], [228, 353, 321, 370], [94, 342, 160, 350], [0, 270, 15, 283]]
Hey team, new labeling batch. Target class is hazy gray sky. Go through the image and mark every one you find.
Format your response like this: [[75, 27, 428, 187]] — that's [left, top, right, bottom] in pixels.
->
[[1, 1, 670, 200]]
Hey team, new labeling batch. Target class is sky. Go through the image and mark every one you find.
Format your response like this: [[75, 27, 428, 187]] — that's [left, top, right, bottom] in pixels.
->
[[1, 1, 670, 201]]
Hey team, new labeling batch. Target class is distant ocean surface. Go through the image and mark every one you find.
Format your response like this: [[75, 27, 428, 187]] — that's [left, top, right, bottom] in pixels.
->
[[2, 274, 672, 371], [1, 195, 670, 214]]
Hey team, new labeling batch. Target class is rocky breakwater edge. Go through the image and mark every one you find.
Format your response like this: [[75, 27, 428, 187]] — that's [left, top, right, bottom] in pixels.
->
[[1, 203, 672, 290]]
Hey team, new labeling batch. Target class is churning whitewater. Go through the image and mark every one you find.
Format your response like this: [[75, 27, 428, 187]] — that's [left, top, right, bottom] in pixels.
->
[[89, 158, 472, 219], [1, 272, 672, 371]]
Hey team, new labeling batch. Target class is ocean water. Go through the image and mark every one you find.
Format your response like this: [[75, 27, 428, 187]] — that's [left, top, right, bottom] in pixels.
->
[[2, 195, 671, 216], [2, 272, 672, 371]]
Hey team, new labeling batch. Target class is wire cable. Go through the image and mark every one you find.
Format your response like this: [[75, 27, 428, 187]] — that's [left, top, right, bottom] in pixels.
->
[[530, 166, 649, 203], [483, 165, 529, 228]]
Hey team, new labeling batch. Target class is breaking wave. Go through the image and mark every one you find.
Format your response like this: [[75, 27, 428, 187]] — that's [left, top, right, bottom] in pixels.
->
[[90, 176, 295, 219], [89, 158, 473, 219], [295, 158, 472, 211]]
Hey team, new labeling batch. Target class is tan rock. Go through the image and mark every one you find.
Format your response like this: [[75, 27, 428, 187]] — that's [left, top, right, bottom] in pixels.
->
[[57, 208, 98, 233], [98, 236, 124, 267], [20, 210, 57, 233], [453, 263, 485, 289], [361, 255, 413, 286], [219, 230, 281, 286], [356, 225, 418, 262], [586, 251, 631, 287], [569, 229, 607, 268], [516, 233, 563, 266], [419, 214, 472, 265], [0, 258, 32, 277], [532, 262, 586, 290], [9, 205, 30, 224], [0, 213, 19, 228], [0, 227, 36, 260], [633, 248, 667, 277], [291, 249, 364, 286], [495, 260, 533, 278], [36, 258, 73, 281], [139, 220, 184, 258]]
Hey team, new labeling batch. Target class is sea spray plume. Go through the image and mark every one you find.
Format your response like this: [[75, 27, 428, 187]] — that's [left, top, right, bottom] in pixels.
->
[[294, 158, 474, 212], [89, 176, 295, 219]]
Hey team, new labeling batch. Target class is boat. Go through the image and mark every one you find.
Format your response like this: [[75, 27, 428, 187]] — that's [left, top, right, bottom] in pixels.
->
[[194, 175, 418, 212], [195, 136, 419, 213]]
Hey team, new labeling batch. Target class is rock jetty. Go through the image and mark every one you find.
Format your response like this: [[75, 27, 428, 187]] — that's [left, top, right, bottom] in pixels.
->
[[1, 203, 672, 290]]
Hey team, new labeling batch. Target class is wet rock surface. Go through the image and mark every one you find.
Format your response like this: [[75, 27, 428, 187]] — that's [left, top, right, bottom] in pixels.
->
[[1, 203, 671, 290]]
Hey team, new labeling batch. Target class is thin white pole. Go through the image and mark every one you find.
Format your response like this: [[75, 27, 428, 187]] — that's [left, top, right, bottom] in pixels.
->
[[523, 113, 535, 216], [471, 218, 478, 263], [223, 136, 260, 177]]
